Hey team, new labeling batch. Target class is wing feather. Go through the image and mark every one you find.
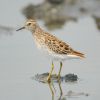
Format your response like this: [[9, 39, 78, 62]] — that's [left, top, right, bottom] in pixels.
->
[[44, 33, 85, 58], [44, 33, 72, 54]]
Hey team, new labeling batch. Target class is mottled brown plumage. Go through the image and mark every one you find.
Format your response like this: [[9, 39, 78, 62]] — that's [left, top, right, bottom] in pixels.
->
[[44, 33, 84, 57]]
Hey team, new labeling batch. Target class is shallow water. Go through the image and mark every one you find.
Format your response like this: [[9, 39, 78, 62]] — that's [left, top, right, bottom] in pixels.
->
[[0, 0, 100, 100]]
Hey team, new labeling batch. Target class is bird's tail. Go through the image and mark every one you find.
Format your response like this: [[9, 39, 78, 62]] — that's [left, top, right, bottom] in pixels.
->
[[72, 50, 85, 58]]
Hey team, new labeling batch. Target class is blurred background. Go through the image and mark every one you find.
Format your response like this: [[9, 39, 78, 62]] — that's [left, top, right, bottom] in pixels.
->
[[0, 0, 100, 100]]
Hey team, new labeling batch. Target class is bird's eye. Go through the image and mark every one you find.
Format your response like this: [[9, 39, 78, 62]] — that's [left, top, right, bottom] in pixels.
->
[[27, 23, 31, 26]]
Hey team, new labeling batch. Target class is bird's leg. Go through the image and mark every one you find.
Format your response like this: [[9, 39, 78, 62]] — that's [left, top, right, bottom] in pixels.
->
[[47, 61, 54, 82], [58, 62, 63, 81]]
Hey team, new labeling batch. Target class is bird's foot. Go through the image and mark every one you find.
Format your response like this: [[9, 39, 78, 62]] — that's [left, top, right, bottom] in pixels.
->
[[47, 76, 51, 83]]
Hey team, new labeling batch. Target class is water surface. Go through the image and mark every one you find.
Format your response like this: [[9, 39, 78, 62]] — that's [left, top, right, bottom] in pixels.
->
[[0, 0, 100, 100]]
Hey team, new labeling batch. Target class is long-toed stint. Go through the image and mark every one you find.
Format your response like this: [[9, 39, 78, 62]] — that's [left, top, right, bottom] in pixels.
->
[[16, 19, 85, 82]]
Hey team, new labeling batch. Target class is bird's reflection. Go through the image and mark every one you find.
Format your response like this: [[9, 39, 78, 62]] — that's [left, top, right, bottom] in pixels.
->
[[33, 73, 89, 100], [48, 83, 55, 100], [47, 79, 88, 100], [48, 80, 63, 100]]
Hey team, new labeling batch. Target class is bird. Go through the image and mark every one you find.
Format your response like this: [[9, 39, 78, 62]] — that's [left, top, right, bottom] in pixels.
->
[[16, 19, 85, 82]]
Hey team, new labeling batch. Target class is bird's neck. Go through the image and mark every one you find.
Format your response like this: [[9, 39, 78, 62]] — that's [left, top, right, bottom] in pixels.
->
[[31, 24, 45, 36]]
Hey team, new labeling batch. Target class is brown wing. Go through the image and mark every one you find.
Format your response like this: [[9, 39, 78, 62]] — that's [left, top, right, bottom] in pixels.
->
[[44, 33, 85, 58], [44, 33, 72, 54]]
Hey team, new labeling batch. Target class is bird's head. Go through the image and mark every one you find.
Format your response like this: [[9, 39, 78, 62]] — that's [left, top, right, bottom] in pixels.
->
[[16, 19, 37, 31]]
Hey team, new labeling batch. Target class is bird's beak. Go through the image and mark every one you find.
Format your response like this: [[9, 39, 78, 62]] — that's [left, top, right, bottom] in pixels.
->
[[16, 26, 25, 31]]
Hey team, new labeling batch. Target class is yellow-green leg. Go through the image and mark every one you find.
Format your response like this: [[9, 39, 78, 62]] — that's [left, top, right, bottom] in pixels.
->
[[58, 62, 63, 80], [47, 61, 54, 82]]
